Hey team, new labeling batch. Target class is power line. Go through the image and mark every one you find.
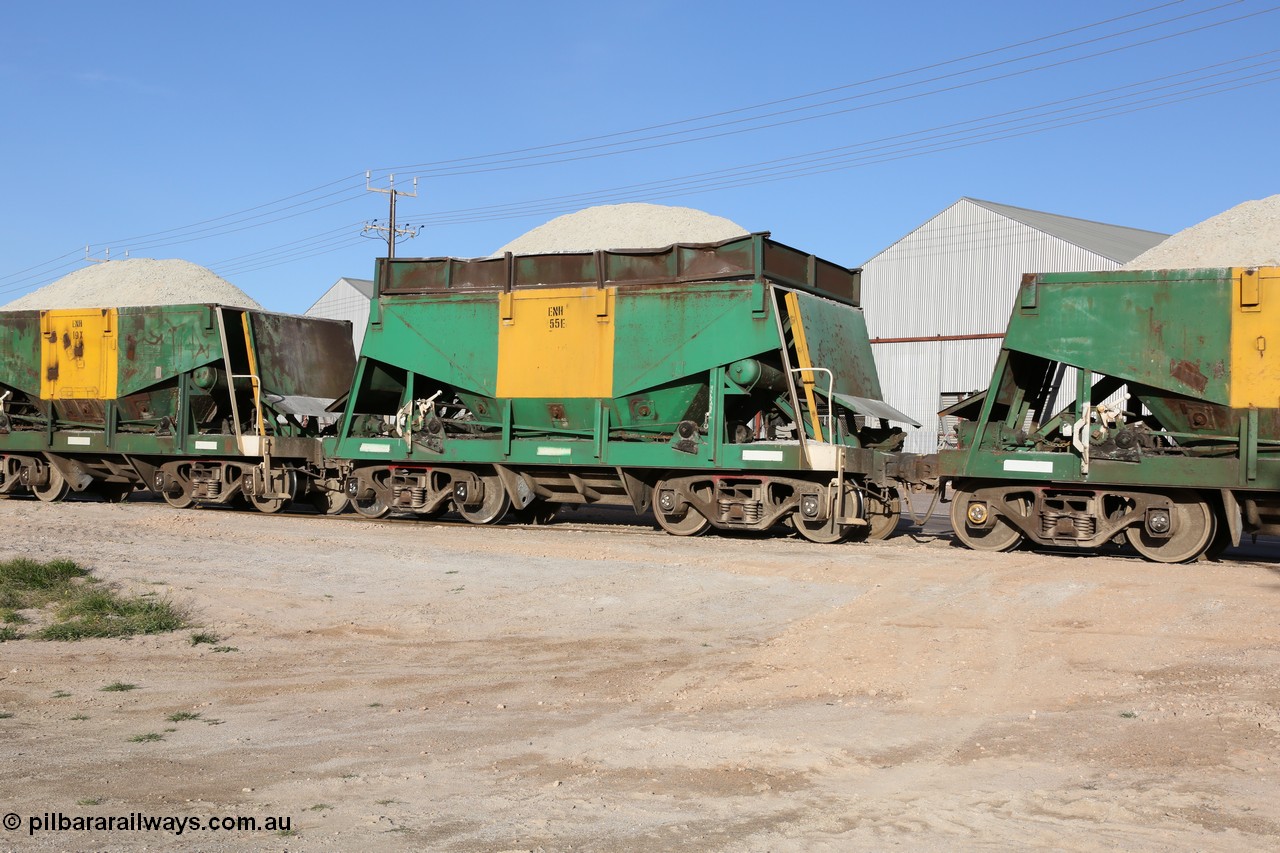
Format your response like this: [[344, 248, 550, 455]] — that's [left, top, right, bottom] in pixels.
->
[[395, 52, 1280, 226], [373, 1, 1203, 174], [383, 1, 1263, 179], [1, 1, 1273, 294]]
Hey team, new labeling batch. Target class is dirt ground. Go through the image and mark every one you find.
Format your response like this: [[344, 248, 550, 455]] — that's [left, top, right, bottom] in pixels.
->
[[1, 495, 1278, 852]]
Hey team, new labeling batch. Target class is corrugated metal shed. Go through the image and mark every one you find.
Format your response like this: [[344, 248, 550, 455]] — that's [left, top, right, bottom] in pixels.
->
[[860, 198, 1167, 454], [304, 277, 373, 353]]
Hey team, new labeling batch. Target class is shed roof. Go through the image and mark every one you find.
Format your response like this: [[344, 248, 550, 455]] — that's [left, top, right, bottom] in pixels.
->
[[340, 277, 375, 298], [305, 277, 375, 313], [964, 198, 1167, 264]]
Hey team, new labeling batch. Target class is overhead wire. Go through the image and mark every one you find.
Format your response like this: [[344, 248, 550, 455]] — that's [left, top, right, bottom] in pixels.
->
[[375, 0, 1208, 173], [382, 1, 1263, 178], [392, 52, 1280, 226], [1, 1, 1273, 292]]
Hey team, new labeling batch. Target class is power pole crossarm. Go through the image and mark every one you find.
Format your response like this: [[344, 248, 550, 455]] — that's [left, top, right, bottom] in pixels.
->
[[363, 171, 421, 259]]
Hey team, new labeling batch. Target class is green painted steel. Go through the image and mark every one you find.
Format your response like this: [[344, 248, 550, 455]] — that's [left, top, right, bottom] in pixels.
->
[[0, 304, 354, 462], [0, 310, 41, 397], [330, 235, 918, 478], [1003, 268, 1232, 405]]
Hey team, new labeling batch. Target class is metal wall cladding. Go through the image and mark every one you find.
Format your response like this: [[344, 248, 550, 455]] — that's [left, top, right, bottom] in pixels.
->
[[874, 338, 1002, 454], [861, 200, 1122, 339], [860, 199, 1125, 453], [306, 280, 372, 353]]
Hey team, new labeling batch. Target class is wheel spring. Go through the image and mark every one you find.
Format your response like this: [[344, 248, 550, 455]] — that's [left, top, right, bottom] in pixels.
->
[[392, 485, 428, 508], [1041, 511, 1095, 539], [719, 499, 763, 523], [192, 480, 220, 499]]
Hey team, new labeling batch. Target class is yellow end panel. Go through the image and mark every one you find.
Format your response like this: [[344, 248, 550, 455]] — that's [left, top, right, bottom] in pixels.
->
[[1230, 268, 1280, 408], [39, 309, 119, 400], [496, 286, 615, 398]]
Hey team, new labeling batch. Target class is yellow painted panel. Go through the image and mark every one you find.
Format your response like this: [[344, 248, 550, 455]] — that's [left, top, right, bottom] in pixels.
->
[[39, 308, 119, 400], [496, 286, 614, 398], [1230, 267, 1280, 408]]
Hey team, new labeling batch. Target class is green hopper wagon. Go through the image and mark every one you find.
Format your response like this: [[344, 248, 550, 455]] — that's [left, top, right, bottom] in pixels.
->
[[943, 266, 1280, 562], [0, 303, 355, 512], [331, 234, 936, 540]]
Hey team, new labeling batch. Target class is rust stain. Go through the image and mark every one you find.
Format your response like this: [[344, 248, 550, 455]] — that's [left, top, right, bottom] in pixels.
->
[[1170, 359, 1208, 394]]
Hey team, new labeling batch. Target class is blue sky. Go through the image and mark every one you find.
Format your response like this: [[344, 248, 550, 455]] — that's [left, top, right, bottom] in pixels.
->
[[1, 1, 1277, 314]]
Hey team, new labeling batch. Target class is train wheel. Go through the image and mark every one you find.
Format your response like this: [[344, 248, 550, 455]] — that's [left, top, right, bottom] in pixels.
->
[[95, 482, 133, 503], [161, 484, 194, 509], [33, 466, 69, 503], [250, 470, 296, 514], [653, 480, 710, 536], [307, 479, 350, 515], [793, 482, 864, 544], [793, 514, 850, 543], [950, 488, 1024, 552], [1124, 491, 1215, 564], [250, 493, 289, 513], [351, 492, 391, 519], [456, 475, 510, 525], [853, 489, 902, 542], [156, 466, 195, 509]]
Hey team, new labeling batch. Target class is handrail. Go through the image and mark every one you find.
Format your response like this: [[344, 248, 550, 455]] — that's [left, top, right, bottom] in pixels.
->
[[789, 366, 835, 443]]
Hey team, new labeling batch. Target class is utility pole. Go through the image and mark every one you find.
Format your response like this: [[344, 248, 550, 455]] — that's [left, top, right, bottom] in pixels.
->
[[363, 172, 421, 258]]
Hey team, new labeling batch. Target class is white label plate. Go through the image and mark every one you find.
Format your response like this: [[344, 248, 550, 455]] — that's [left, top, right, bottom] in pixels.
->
[[1002, 459, 1054, 473], [359, 443, 392, 453], [66, 436, 91, 446], [742, 449, 785, 462], [536, 447, 572, 457], [195, 440, 219, 450]]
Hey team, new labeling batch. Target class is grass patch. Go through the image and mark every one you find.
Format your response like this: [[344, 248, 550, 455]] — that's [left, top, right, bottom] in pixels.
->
[[309, 804, 332, 812], [128, 733, 164, 743], [0, 558, 188, 641], [77, 798, 103, 806], [69, 714, 89, 721], [1120, 710, 1138, 719], [100, 682, 138, 693], [211, 646, 238, 653], [0, 711, 13, 719], [190, 632, 220, 646], [167, 711, 201, 722], [39, 589, 186, 640]]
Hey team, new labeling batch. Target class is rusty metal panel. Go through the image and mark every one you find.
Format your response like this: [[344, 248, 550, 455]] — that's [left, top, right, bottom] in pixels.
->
[[116, 304, 224, 397], [377, 234, 858, 302], [248, 312, 355, 400], [0, 309, 43, 396]]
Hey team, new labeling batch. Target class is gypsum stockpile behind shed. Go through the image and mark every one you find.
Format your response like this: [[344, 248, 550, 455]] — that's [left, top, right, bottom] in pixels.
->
[[0, 303, 354, 511], [942, 266, 1280, 562], [334, 233, 935, 540]]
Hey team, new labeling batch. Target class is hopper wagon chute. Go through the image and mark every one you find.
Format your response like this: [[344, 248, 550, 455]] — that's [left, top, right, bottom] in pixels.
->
[[332, 234, 936, 540], [0, 304, 355, 511]]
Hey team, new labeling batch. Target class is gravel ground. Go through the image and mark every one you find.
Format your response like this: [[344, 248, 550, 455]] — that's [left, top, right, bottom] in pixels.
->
[[1124, 193, 1280, 269], [3, 258, 262, 310], [1, 497, 1279, 851], [493, 203, 748, 256]]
